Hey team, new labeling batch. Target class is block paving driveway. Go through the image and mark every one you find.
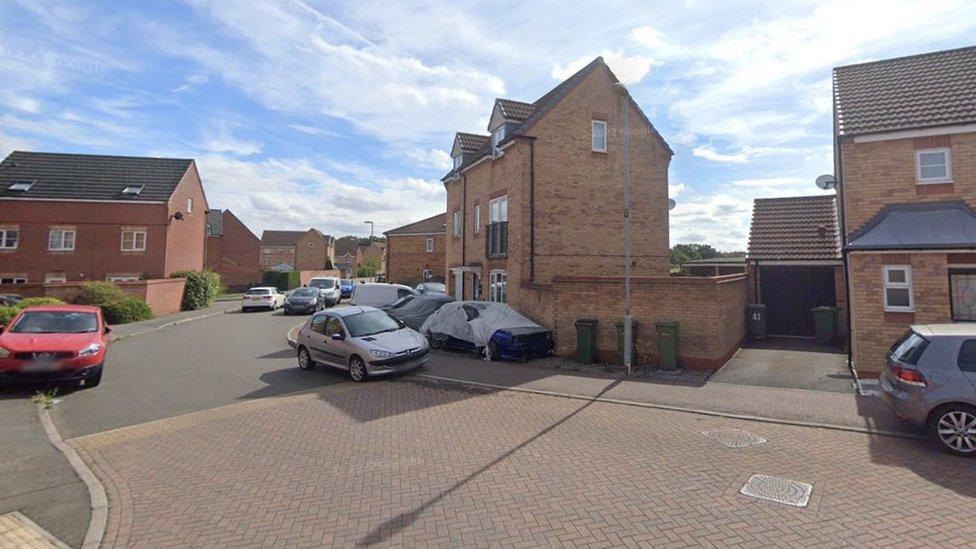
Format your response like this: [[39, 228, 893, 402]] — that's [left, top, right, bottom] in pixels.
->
[[70, 376, 976, 547]]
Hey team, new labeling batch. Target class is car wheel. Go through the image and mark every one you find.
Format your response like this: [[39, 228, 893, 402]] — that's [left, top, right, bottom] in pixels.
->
[[427, 333, 443, 350], [349, 356, 368, 382], [85, 364, 103, 388], [297, 347, 316, 371], [484, 341, 500, 362], [930, 405, 976, 457]]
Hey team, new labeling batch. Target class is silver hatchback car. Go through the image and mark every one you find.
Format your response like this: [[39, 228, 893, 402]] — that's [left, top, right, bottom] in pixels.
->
[[879, 324, 976, 456], [295, 306, 429, 382]]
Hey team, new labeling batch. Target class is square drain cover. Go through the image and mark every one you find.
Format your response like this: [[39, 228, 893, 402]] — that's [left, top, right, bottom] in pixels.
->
[[701, 428, 767, 448], [740, 474, 812, 507]]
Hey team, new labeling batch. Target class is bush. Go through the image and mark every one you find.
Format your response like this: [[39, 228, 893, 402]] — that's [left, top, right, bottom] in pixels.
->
[[71, 282, 127, 306], [102, 296, 153, 324], [261, 270, 301, 291], [0, 306, 20, 326], [171, 270, 223, 311], [17, 297, 66, 308]]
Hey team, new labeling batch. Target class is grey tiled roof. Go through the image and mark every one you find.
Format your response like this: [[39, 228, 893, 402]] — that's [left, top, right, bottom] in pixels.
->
[[206, 210, 224, 236], [848, 201, 976, 250], [455, 133, 490, 152], [833, 46, 976, 136], [495, 98, 535, 120], [0, 150, 193, 202], [385, 213, 446, 235], [747, 195, 841, 261]]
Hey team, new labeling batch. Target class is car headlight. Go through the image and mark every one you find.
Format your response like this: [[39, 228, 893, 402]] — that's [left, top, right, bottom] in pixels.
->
[[371, 349, 394, 358], [0, 346, 9, 359], [78, 343, 103, 357]]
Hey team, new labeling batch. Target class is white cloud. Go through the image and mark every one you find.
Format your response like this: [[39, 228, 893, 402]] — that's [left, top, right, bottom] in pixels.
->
[[172, 72, 209, 93], [288, 124, 343, 138], [1, 95, 41, 113], [631, 26, 666, 51], [402, 148, 452, 171], [0, 131, 36, 157], [692, 146, 747, 163], [668, 182, 687, 197], [732, 177, 804, 187], [551, 51, 654, 85]]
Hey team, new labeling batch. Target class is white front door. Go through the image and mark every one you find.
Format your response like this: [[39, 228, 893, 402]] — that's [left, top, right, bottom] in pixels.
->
[[454, 271, 463, 300]]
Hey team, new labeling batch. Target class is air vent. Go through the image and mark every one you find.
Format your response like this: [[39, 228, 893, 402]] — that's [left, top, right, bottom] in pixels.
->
[[121, 184, 144, 196], [6, 180, 33, 192]]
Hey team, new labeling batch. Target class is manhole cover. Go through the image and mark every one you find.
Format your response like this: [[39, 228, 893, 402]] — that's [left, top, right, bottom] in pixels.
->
[[701, 428, 767, 448], [740, 474, 812, 507]]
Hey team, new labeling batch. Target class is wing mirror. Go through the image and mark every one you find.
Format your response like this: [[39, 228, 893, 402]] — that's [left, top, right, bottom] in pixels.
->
[[104, 325, 112, 335], [331, 333, 345, 341]]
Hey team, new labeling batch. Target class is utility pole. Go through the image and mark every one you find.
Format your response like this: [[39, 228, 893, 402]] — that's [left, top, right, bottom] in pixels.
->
[[615, 82, 633, 376]]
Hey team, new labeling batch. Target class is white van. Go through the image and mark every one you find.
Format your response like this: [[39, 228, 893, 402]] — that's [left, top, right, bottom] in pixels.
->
[[307, 277, 341, 306], [350, 283, 415, 308]]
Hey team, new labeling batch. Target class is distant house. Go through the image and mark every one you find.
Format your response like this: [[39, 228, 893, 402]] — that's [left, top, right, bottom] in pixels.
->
[[205, 209, 261, 291], [0, 150, 208, 284], [746, 195, 845, 339], [333, 236, 386, 278], [260, 229, 334, 271], [384, 213, 446, 285]]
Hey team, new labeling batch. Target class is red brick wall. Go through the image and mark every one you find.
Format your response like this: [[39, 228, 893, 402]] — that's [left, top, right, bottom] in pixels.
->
[[261, 246, 295, 269], [0, 278, 185, 317], [295, 231, 330, 271], [164, 164, 208, 275], [387, 233, 445, 285], [206, 211, 261, 291], [542, 274, 747, 370], [0, 200, 169, 282]]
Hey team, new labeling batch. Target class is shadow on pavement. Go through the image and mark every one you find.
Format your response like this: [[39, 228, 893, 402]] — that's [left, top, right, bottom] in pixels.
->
[[356, 378, 623, 546], [257, 349, 297, 360], [239, 366, 348, 400]]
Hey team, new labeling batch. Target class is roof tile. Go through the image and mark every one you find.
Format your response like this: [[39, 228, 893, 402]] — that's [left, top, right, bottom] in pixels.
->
[[747, 195, 841, 260]]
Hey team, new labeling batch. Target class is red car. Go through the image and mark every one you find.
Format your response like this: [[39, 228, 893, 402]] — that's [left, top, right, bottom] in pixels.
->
[[0, 305, 109, 388]]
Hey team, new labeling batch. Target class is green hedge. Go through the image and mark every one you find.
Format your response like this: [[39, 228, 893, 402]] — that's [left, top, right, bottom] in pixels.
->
[[0, 306, 21, 325], [171, 270, 224, 311], [70, 282, 127, 306], [102, 297, 154, 324], [262, 270, 301, 291], [0, 297, 67, 326]]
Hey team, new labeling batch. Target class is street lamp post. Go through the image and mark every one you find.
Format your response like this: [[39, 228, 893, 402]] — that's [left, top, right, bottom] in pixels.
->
[[614, 82, 633, 376], [364, 220, 374, 242]]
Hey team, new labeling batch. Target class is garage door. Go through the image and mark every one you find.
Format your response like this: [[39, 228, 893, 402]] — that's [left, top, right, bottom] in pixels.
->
[[759, 266, 837, 337]]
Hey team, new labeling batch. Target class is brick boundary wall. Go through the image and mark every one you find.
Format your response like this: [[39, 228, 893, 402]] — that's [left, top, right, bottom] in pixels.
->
[[0, 278, 186, 317], [543, 273, 747, 370]]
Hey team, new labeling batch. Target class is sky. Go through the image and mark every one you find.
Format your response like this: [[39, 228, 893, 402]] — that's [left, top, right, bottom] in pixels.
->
[[2, 0, 975, 250]]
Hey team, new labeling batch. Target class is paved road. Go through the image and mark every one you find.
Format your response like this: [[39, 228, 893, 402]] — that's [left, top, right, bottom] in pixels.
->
[[72, 376, 976, 547]]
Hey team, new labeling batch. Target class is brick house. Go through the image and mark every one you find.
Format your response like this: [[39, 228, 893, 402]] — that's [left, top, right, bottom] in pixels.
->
[[384, 213, 446, 285], [205, 209, 261, 291], [0, 151, 207, 284], [746, 195, 847, 341], [441, 56, 675, 337], [259, 229, 334, 271], [333, 237, 386, 278], [833, 46, 976, 375]]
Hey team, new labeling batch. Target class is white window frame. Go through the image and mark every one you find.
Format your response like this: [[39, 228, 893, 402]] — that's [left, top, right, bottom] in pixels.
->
[[452, 211, 461, 237], [592, 120, 608, 152], [474, 204, 481, 234], [0, 276, 27, 284], [0, 228, 19, 250], [489, 270, 507, 303], [883, 265, 915, 313], [915, 147, 952, 184], [426, 237, 434, 253], [45, 273, 67, 284], [489, 196, 508, 223], [121, 230, 147, 252], [106, 274, 139, 282], [491, 127, 505, 155], [48, 228, 76, 251], [453, 155, 462, 169], [187, 198, 193, 213]]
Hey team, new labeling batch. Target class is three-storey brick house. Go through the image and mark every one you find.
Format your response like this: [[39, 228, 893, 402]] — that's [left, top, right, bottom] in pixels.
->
[[442, 57, 672, 327], [833, 46, 976, 375]]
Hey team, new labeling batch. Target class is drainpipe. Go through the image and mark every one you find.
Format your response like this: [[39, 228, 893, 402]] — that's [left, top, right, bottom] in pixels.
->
[[614, 82, 633, 376], [835, 133, 857, 384], [529, 138, 536, 282]]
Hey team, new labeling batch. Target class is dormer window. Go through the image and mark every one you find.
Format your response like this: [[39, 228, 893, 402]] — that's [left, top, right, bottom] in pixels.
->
[[122, 184, 144, 196], [6, 180, 33, 192], [491, 127, 506, 155], [454, 155, 462, 170]]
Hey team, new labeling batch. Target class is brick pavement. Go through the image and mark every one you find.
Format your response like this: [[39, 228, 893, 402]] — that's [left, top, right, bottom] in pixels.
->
[[71, 378, 976, 547]]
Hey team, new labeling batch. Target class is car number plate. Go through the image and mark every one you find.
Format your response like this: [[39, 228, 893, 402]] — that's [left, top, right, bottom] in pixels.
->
[[21, 361, 61, 373]]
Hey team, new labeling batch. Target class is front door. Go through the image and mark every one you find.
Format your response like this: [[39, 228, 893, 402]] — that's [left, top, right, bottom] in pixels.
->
[[760, 266, 836, 337], [950, 269, 976, 321], [472, 273, 482, 301], [454, 271, 463, 300]]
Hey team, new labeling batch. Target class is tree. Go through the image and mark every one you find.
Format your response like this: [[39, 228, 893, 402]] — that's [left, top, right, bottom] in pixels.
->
[[669, 243, 745, 268], [357, 257, 381, 277]]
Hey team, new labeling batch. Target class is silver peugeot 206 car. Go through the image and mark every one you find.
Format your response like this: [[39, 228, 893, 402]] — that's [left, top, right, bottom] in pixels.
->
[[879, 324, 976, 456], [295, 306, 429, 382]]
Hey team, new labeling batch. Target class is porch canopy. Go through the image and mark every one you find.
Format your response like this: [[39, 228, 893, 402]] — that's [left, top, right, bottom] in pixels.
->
[[848, 201, 976, 250]]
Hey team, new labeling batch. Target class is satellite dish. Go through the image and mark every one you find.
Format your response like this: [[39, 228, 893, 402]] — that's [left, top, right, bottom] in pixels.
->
[[815, 174, 836, 190], [668, 198, 676, 210]]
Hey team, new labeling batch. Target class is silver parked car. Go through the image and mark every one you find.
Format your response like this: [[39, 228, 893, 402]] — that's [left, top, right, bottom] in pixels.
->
[[879, 324, 976, 456], [295, 306, 429, 382]]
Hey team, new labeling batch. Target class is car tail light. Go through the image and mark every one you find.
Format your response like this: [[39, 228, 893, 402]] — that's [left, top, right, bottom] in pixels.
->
[[891, 366, 927, 387]]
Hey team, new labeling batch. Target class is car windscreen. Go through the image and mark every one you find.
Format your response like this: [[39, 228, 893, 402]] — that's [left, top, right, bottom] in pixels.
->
[[10, 311, 98, 334], [291, 288, 318, 298], [341, 280, 352, 285], [889, 330, 930, 365], [388, 295, 415, 309], [423, 282, 447, 292], [343, 310, 403, 337], [309, 279, 338, 289], [246, 289, 271, 295]]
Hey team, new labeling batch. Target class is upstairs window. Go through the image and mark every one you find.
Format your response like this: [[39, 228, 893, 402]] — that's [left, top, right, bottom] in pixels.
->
[[121, 230, 147, 252], [489, 196, 508, 224], [0, 228, 18, 250], [452, 211, 461, 237], [916, 148, 951, 183], [48, 229, 76, 251], [883, 265, 914, 313], [592, 120, 608, 152], [474, 204, 481, 234], [426, 237, 434, 253], [454, 155, 462, 170], [491, 126, 506, 155], [187, 198, 193, 213]]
